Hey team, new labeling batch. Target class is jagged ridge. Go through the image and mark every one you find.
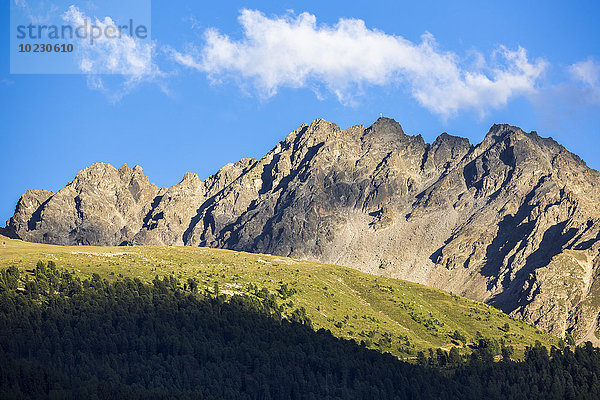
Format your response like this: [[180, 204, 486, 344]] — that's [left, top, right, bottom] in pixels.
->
[[6, 117, 600, 343]]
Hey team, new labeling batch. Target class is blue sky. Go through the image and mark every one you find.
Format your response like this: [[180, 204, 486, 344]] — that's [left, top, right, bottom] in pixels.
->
[[1, 0, 599, 224]]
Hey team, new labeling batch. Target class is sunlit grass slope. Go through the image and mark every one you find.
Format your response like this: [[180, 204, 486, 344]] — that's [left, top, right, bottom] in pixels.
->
[[0, 235, 558, 358]]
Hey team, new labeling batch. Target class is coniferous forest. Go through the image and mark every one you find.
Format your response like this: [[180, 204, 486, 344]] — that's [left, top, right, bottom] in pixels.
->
[[1, 263, 600, 399]]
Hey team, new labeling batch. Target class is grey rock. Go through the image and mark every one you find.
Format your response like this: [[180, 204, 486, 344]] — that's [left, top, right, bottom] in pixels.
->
[[8, 163, 160, 245]]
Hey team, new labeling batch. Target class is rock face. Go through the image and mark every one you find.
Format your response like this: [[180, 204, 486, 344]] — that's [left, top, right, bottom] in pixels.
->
[[6, 118, 600, 343], [9, 164, 160, 245]]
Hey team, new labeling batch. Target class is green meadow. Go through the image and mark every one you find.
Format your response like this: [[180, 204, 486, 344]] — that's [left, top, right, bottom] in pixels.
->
[[0, 235, 558, 359]]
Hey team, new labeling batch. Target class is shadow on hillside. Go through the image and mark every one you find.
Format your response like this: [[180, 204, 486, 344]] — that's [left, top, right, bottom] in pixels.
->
[[0, 273, 453, 399]]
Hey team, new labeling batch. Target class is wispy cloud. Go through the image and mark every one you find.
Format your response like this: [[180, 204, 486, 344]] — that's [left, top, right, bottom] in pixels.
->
[[170, 9, 547, 118], [528, 59, 600, 130], [570, 59, 600, 87], [13, 0, 58, 24], [568, 59, 600, 104], [62, 5, 165, 102]]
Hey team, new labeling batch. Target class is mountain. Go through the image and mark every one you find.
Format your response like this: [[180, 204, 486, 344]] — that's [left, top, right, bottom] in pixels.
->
[[6, 118, 600, 342]]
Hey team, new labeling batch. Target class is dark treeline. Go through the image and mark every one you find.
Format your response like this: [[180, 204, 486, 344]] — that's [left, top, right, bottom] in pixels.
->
[[1, 263, 600, 399]]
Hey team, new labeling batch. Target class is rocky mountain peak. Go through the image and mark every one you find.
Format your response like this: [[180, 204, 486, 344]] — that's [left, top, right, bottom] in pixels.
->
[[370, 116, 405, 133], [482, 124, 544, 148], [291, 118, 343, 148], [74, 161, 114, 180], [6, 189, 54, 235], [433, 132, 469, 146], [181, 171, 199, 182], [362, 116, 405, 141], [117, 163, 145, 176]]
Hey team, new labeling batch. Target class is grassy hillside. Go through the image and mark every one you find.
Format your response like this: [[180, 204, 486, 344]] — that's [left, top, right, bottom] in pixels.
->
[[0, 235, 558, 358]]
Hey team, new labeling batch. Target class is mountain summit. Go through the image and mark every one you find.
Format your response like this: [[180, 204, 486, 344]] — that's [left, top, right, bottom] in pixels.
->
[[6, 118, 600, 342]]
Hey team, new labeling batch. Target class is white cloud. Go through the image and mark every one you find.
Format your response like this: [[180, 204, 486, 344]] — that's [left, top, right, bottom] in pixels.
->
[[171, 9, 547, 118], [570, 59, 600, 87], [63, 6, 164, 102], [568, 59, 600, 104]]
